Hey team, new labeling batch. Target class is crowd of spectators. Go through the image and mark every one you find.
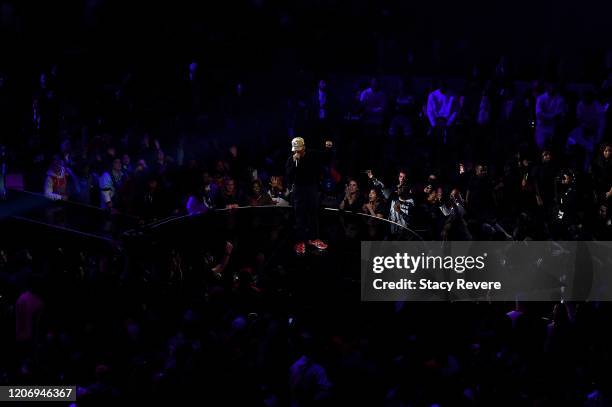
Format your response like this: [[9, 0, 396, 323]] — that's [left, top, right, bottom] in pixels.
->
[[2, 51, 612, 405], [4, 58, 612, 242]]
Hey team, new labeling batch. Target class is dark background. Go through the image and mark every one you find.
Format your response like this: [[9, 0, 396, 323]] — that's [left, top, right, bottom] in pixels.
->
[[1, 0, 611, 80]]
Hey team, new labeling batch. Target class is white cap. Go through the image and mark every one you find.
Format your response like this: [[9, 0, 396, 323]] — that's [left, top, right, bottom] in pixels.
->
[[291, 137, 305, 152]]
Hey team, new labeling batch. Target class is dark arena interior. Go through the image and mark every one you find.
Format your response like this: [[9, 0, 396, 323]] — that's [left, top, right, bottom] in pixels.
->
[[1, 1, 612, 406]]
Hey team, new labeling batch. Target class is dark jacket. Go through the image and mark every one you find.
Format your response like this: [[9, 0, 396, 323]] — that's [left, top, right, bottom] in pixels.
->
[[285, 149, 332, 189]]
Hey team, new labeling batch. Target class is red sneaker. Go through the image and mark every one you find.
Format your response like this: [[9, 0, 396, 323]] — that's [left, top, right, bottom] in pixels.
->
[[307, 239, 328, 250], [294, 242, 306, 255]]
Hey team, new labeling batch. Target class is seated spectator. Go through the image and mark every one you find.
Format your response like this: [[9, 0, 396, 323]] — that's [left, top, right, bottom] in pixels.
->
[[248, 179, 274, 206], [320, 178, 340, 208], [362, 187, 386, 218], [44, 157, 75, 201], [121, 153, 133, 175], [339, 178, 364, 212], [196, 171, 219, 209], [268, 175, 290, 206], [99, 158, 127, 210], [186, 191, 210, 215], [215, 177, 246, 209], [134, 175, 168, 220]]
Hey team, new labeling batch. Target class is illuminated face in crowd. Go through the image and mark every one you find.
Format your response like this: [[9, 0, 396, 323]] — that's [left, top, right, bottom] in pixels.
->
[[225, 179, 236, 195], [252, 181, 262, 195], [426, 190, 438, 204], [475, 165, 487, 177], [348, 180, 358, 194], [368, 189, 378, 202], [562, 174, 572, 185], [599, 205, 608, 219], [604, 145, 612, 160], [398, 171, 407, 185], [542, 151, 552, 163]]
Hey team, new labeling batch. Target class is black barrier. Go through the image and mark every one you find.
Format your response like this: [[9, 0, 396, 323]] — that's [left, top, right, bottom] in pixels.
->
[[141, 205, 423, 243], [0, 189, 140, 243]]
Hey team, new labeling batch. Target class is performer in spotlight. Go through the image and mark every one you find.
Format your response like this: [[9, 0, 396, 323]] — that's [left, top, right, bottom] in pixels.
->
[[286, 137, 333, 255]]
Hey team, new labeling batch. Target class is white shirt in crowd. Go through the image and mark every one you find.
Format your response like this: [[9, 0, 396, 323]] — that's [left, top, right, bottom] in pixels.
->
[[426, 89, 457, 127], [389, 196, 415, 234], [535, 91, 567, 131]]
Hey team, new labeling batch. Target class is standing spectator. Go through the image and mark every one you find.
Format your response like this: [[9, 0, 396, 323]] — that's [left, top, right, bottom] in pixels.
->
[[388, 185, 415, 234], [533, 150, 558, 213], [426, 82, 457, 136], [16, 274, 44, 345], [309, 79, 337, 144], [386, 169, 410, 202], [466, 164, 510, 239], [359, 77, 387, 125], [0, 73, 17, 149], [388, 79, 417, 139], [591, 143, 612, 203], [553, 169, 579, 232], [0, 145, 6, 200], [138, 133, 158, 167], [567, 91, 605, 170], [290, 350, 332, 407], [313, 79, 331, 122], [535, 83, 567, 150]]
